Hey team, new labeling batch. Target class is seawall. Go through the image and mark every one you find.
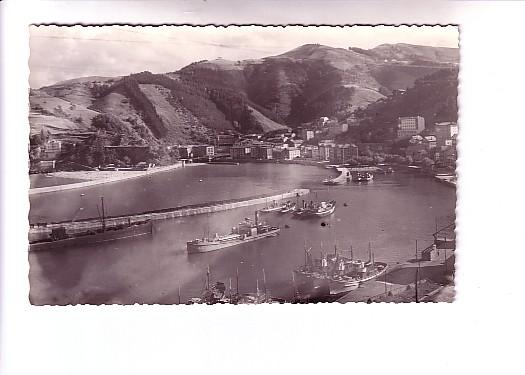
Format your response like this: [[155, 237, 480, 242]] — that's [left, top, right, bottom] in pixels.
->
[[29, 188, 310, 240]]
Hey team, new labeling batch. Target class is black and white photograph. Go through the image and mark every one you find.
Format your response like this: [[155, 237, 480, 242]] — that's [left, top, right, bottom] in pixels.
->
[[27, 25, 458, 305]]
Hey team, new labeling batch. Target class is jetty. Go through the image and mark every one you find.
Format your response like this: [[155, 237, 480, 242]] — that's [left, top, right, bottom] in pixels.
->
[[28, 188, 309, 242]]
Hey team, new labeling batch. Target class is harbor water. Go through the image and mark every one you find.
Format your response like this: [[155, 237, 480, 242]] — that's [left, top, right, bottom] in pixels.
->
[[28, 163, 456, 305]]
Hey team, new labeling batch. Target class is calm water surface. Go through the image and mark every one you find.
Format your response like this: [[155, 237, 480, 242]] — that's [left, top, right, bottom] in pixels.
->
[[29, 163, 455, 304]]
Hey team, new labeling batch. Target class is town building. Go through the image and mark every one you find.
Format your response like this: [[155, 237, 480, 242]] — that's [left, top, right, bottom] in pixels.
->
[[215, 134, 238, 154], [300, 145, 320, 159], [178, 145, 214, 160], [250, 144, 273, 160], [397, 116, 425, 139], [434, 121, 458, 148], [333, 144, 359, 163], [230, 145, 252, 160], [300, 128, 315, 141], [41, 139, 62, 159], [192, 145, 215, 158], [283, 147, 301, 160]]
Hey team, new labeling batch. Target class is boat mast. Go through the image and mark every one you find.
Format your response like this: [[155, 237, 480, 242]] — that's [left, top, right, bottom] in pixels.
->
[[291, 271, 298, 300], [206, 265, 211, 291], [100, 196, 106, 232], [262, 268, 267, 299], [350, 245, 354, 261], [236, 267, 240, 295]]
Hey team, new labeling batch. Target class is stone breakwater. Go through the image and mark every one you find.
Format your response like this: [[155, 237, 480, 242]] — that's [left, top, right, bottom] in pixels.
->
[[28, 188, 310, 242]]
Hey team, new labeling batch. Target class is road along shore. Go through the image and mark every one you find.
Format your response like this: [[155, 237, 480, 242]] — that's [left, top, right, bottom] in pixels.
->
[[29, 162, 204, 196]]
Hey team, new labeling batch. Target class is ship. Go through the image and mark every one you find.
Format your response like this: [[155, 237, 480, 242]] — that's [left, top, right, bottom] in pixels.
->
[[186, 267, 281, 305], [293, 200, 336, 218], [186, 211, 280, 253], [279, 201, 296, 213], [294, 244, 387, 296], [322, 178, 340, 186], [352, 172, 374, 182], [29, 196, 153, 251], [260, 200, 287, 213]]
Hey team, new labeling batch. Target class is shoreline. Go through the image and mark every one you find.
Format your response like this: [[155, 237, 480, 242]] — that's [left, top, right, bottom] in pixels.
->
[[28, 162, 205, 195]]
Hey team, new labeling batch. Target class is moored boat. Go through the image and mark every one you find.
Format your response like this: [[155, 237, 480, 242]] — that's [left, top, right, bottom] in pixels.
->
[[186, 211, 280, 253], [352, 172, 374, 182], [294, 244, 387, 297], [294, 200, 336, 218], [279, 201, 297, 213], [29, 196, 153, 251], [260, 200, 287, 213]]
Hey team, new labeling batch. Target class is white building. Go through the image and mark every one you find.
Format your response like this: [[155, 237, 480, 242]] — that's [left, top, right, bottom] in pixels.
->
[[397, 116, 425, 139]]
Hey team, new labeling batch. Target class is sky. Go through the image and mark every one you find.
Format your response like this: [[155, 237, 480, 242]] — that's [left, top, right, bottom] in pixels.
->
[[29, 25, 459, 88]]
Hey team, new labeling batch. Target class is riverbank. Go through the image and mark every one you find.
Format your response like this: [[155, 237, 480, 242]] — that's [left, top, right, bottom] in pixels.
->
[[29, 162, 204, 195]]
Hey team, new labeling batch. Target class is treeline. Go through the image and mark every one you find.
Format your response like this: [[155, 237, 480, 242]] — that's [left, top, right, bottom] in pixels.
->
[[340, 68, 459, 143], [109, 75, 168, 138], [287, 60, 345, 125]]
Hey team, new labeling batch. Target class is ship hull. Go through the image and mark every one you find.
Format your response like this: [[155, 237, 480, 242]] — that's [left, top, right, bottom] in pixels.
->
[[29, 222, 153, 251], [187, 228, 280, 254], [294, 262, 388, 296]]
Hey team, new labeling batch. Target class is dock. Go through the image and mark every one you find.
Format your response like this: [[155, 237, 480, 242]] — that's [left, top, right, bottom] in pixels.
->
[[337, 252, 455, 303], [28, 188, 310, 241]]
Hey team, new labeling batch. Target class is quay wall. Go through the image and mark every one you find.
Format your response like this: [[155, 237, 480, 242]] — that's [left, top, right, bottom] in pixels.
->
[[29, 188, 310, 240]]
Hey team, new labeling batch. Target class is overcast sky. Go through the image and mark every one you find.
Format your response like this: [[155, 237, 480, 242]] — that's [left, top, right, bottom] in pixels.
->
[[29, 25, 459, 88]]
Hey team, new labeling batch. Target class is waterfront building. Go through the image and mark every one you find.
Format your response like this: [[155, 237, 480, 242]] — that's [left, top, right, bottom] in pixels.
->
[[192, 145, 215, 158], [333, 144, 359, 163], [215, 134, 238, 154], [250, 144, 273, 160], [283, 147, 301, 160], [397, 116, 425, 139], [300, 145, 320, 159], [230, 145, 252, 160], [178, 145, 214, 160], [356, 142, 392, 155]]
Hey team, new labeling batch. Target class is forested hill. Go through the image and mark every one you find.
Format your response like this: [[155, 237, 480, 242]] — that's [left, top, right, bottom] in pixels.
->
[[29, 43, 458, 165], [337, 68, 459, 143]]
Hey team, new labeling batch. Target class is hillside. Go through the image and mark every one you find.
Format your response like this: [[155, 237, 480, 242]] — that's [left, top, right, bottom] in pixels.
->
[[29, 43, 458, 166], [336, 68, 459, 143]]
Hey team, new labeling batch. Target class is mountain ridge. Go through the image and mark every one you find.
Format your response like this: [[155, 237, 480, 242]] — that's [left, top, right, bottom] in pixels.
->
[[29, 42, 458, 165]]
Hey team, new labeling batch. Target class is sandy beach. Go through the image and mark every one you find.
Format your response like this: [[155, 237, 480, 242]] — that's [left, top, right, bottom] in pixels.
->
[[29, 162, 204, 195]]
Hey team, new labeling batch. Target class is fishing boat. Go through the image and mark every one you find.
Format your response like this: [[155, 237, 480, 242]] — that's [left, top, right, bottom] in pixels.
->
[[322, 178, 340, 186], [294, 200, 336, 218], [29, 197, 153, 251], [186, 211, 280, 253], [186, 268, 279, 305], [353, 172, 374, 182], [294, 244, 387, 296], [260, 200, 287, 213], [312, 200, 336, 217], [279, 201, 296, 213]]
